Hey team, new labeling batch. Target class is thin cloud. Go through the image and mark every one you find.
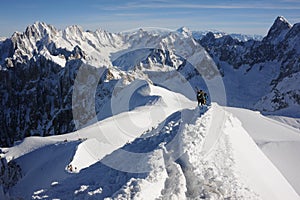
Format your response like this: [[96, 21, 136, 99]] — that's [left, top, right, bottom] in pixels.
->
[[114, 11, 191, 17], [96, 2, 300, 11]]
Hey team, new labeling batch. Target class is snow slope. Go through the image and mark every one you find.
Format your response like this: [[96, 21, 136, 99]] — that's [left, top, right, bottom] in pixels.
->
[[2, 81, 195, 198], [2, 98, 300, 199], [225, 106, 300, 195]]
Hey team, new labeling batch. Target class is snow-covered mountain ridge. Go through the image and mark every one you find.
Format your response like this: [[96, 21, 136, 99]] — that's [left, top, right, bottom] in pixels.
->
[[175, 26, 263, 42], [1, 99, 300, 199], [0, 16, 299, 199], [0, 16, 299, 148], [0, 20, 221, 147]]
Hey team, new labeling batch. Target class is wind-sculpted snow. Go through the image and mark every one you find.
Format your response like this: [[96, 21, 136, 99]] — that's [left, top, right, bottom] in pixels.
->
[[12, 103, 299, 200], [225, 106, 300, 195]]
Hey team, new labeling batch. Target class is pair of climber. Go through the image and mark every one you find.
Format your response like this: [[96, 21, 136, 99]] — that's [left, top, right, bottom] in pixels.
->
[[67, 164, 77, 172], [196, 88, 208, 107]]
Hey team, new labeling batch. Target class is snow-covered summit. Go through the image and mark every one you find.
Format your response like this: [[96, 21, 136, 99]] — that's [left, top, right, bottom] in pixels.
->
[[177, 26, 192, 37], [25, 21, 58, 39]]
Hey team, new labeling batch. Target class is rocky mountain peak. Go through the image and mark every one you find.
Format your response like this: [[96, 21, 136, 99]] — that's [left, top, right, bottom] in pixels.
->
[[177, 26, 192, 37], [25, 21, 58, 39], [63, 25, 84, 40], [264, 16, 292, 43], [286, 22, 300, 40], [199, 32, 216, 44]]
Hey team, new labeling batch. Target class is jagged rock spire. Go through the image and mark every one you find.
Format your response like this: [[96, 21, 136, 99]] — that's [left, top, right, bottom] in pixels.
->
[[264, 16, 292, 43]]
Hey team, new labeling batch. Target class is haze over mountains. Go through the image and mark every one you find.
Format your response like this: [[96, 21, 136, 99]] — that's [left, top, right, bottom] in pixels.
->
[[0, 16, 299, 199]]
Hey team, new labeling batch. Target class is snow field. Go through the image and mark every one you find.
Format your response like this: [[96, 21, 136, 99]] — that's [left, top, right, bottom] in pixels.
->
[[2, 85, 300, 199]]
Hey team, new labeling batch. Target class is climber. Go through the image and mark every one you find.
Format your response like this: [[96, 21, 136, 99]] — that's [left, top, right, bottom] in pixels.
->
[[196, 88, 208, 106], [67, 164, 73, 172]]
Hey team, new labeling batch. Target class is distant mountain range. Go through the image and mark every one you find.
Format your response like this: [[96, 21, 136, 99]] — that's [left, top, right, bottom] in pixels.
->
[[176, 26, 263, 41], [0, 16, 299, 147]]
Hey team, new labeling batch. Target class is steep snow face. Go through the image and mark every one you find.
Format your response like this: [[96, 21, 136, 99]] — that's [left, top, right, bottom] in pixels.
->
[[221, 112, 299, 200], [225, 106, 300, 195], [6, 103, 300, 200]]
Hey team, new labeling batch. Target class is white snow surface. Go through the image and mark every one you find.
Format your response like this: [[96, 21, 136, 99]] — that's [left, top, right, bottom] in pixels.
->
[[225, 106, 300, 196], [2, 81, 300, 199]]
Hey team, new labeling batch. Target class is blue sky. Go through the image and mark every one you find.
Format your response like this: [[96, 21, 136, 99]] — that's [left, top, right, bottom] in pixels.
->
[[0, 0, 300, 37]]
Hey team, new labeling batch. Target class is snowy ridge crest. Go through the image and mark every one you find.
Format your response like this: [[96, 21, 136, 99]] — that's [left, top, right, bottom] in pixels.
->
[[7, 104, 299, 199]]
